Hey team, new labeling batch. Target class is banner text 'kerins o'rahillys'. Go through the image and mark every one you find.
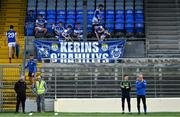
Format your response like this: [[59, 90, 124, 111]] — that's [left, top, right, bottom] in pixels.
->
[[34, 40, 126, 63]]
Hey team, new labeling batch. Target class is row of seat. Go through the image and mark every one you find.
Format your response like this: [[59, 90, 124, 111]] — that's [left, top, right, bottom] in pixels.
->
[[26, 0, 144, 37]]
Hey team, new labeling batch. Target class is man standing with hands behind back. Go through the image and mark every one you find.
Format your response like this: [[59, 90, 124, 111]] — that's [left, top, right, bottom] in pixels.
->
[[120, 74, 131, 114], [136, 73, 147, 114]]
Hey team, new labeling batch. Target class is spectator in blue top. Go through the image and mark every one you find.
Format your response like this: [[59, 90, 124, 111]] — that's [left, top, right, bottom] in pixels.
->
[[62, 25, 74, 41], [74, 23, 83, 41], [35, 15, 47, 37], [25, 54, 37, 85], [92, 4, 103, 25], [52, 21, 65, 39], [136, 73, 147, 115], [26, 10, 35, 23], [6, 25, 17, 63]]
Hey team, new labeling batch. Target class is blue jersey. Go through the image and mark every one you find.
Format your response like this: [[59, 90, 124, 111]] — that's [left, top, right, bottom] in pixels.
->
[[6, 30, 16, 43], [136, 80, 147, 96], [54, 25, 64, 34], [74, 27, 83, 35], [36, 19, 47, 27], [93, 9, 102, 20], [25, 59, 37, 73], [95, 25, 104, 33]]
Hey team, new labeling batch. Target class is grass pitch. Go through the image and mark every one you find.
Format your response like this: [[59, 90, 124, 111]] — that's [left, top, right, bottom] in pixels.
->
[[0, 112, 180, 117]]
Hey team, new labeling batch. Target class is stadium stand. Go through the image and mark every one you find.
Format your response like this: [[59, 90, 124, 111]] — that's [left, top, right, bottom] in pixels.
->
[[0, 0, 27, 111], [25, 0, 145, 38], [0, 0, 180, 113], [146, 0, 180, 57]]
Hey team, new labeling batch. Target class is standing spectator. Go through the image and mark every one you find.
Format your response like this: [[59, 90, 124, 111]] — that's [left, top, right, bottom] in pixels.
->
[[25, 10, 35, 23], [74, 23, 83, 41], [92, 4, 104, 25], [92, 4, 104, 37], [121, 74, 131, 114], [52, 21, 65, 39], [34, 14, 47, 37], [6, 25, 17, 63], [136, 73, 147, 114], [25, 54, 37, 85], [94, 24, 110, 41], [34, 74, 47, 113], [62, 25, 74, 41], [14, 77, 27, 113]]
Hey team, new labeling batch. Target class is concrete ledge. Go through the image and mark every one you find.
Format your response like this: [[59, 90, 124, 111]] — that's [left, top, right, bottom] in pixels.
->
[[54, 98, 180, 112]]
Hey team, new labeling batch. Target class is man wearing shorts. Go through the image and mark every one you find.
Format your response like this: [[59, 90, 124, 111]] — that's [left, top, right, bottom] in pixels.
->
[[34, 15, 47, 37], [25, 54, 37, 85], [6, 25, 17, 63]]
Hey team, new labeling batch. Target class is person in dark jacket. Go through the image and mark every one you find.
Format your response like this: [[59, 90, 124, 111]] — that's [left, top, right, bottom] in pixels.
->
[[14, 77, 27, 113], [25, 54, 37, 85], [120, 74, 131, 114], [136, 73, 147, 114]]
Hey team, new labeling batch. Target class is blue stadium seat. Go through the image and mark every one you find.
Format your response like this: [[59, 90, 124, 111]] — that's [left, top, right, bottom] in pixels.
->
[[56, 19, 65, 23], [105, 23, 114, 32], [47, 10, 56, 15], [115, 23, 124, 30], [47, 19, 56, 23], [47, 14, 56, 19], [125, 23, 134, 33]]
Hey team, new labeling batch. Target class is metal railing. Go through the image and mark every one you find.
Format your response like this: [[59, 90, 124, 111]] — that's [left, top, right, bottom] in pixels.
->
[[0, 64, 21, 112], [38, 60, 180, 99]]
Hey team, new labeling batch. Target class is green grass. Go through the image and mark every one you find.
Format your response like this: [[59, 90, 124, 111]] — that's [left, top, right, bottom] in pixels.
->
[[0, 112, 180, 117]]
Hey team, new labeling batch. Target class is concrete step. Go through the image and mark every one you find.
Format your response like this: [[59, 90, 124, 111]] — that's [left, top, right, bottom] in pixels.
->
[[146, 3, 177, 8], [147, 13, 180, 17], [148, 26, 180, 30], [0, 59, 22, 63], [149, 40, 179, 44], [148, 36, 179, 40], [149, 44, 180, 50], [148, 31, 179, 35], [146, 8, 178, 12], [147, 17, 180, 21], [147, 0, 177, 3], [147, 22, 180, 26]]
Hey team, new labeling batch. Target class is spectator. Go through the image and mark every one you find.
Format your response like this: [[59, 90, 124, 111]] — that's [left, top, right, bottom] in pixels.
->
[[136, 73, 147, 115], [121, 74, 131, 114], [34, 74, 47, 113], [74, 23, 83, 41], [94, 24, 110, 41], [62, 25, 74, 41], [35, 15, 47, 37], [92, 4, 104, 37], [52, 21, 65, 39], [26, 10, 35, 23], [92, 4, 104, 25], [6, 25, 17, 63], [25, 54, 37, 85], [14, 77, 27, 114]]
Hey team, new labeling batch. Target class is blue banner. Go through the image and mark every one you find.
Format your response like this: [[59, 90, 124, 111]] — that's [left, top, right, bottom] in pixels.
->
[[34, 40, 126, 63]]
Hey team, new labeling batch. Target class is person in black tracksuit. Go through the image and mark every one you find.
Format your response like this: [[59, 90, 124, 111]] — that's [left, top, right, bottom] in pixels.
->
[[14, 78, 27, 113], [120, 74, 131, 114]]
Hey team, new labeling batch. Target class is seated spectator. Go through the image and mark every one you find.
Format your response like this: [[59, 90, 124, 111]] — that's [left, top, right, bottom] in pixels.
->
[[34, 15, 47, 37], [94, 24, 110, 41], [26, 10, 36, 23], [74, 23, 83, 41], [52, 21, 65, 39], [62, 25, 74, 41]]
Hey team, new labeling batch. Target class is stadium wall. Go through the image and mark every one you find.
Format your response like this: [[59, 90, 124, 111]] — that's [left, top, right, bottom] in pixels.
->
[[54, 98, 180, 112]]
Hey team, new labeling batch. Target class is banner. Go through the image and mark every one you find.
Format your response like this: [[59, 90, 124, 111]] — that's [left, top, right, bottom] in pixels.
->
[[34, 40, 126, 63]]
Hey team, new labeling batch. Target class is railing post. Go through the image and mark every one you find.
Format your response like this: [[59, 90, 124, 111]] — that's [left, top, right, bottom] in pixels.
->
[[54, 66, 57, 100], [153, 66, 157, 98]]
